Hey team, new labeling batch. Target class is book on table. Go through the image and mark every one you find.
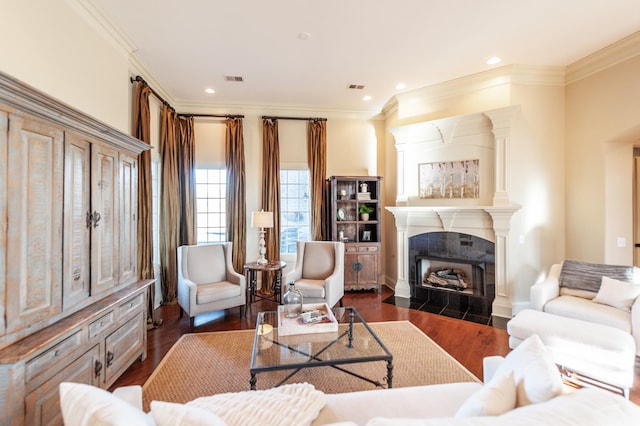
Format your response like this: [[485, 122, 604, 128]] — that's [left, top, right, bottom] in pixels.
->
[[277, 303, 338, 336]]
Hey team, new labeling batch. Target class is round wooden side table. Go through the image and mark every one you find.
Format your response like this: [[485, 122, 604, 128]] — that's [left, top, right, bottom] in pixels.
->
[[243, 260, 287, 316]]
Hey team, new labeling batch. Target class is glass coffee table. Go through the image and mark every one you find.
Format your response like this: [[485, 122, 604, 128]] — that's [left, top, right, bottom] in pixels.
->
[[250, 306, 393, 390]]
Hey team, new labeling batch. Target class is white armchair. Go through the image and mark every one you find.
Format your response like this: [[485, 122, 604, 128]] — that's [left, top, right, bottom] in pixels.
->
[[177, 243, 246, 330], [284, 241, 345, 308]]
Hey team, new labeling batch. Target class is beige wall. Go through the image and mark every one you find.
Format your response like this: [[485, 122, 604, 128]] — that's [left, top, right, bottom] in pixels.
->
[[566, 55, 640, 265], [0, 0, 131, 132]]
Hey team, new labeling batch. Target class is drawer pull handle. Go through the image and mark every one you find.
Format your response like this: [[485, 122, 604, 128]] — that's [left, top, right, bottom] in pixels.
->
[[99, 321, 104, 327], [94, 360, 103, 378], [73, 269, 81, 281], [352, 262, 362, 272], [53, 350, 59, 358], [106, 351, 114, 367], [129, 302, 134, 308]]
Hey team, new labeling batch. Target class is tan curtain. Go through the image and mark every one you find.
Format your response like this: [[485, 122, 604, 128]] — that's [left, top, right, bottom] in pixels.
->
[[132, 82, 161, 328], [159, 106, 180, 305], [178, 116, 196, 246], [261, 119, 281, 292], [308, 120, 327, 240], [225, 118, 246, 273]]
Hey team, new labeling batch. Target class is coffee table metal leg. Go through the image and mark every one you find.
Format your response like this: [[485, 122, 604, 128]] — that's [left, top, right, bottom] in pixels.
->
[[386, 360, 394, 388], [250, 373, 257, 390]]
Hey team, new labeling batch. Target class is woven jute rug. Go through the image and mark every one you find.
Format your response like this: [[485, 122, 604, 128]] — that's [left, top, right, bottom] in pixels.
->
[[142, 321, 479, 409]]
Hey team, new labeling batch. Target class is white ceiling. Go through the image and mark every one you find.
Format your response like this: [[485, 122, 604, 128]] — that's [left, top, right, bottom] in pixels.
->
[[88, 0, 639, 114]]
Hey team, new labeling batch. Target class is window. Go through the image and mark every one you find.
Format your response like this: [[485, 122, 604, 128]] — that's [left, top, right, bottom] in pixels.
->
[[195, 168, 227, 243], [280, 169, 310, 254]]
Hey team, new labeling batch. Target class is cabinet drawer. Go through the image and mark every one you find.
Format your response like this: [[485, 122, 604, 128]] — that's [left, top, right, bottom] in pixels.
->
[[25, 345, 101, 426], [345, 246, 358, 253], [118, 292, 144, 318], [357, 245, 378, 253], [26, 331, 82, 383], [89, 311, 115, 340]]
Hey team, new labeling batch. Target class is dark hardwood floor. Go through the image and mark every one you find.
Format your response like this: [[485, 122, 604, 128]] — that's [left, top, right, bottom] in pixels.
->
[[111, 286, 640, 404]]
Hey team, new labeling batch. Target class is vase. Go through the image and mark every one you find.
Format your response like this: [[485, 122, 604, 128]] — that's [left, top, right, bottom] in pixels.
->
[[360, 213, 369, 221]]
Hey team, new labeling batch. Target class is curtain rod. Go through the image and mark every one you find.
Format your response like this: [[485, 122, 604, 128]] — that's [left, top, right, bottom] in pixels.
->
[[130, 75, 243, 118], [130, 75, 174, 110], [178, 113, 244, 119], [262, 115, 327, 122]]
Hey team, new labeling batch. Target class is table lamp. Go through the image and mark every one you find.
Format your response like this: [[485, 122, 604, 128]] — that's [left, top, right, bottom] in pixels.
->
[[251, 210, 274, 265]]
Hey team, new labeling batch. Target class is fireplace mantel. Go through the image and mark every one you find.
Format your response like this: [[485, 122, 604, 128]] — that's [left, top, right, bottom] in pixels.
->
[[387, 202, 520, 318]]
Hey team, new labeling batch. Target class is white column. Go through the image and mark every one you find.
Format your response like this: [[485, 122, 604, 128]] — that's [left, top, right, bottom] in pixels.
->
[[388, 208, 411, 298], [489, 209, 514, 318]]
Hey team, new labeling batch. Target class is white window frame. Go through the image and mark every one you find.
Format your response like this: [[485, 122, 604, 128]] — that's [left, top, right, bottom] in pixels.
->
[[195, 168, 227, 244]]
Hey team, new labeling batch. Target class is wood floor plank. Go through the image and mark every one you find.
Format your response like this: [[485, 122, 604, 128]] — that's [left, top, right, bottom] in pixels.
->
[[110, 286, 639, 404]]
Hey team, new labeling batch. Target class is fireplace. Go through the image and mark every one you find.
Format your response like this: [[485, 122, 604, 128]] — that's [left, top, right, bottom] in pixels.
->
[[387, 107, 521, 320], [409, 232, 495, 321]]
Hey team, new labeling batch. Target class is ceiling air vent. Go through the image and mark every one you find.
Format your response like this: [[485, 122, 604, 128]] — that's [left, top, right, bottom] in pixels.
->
[[224, 75, 244, 82], [348, 84, 365, 89]]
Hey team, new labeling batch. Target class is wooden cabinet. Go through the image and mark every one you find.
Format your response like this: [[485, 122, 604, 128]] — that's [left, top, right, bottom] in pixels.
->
[[326, 176, 382, 292], [0, 71, 152, 425]]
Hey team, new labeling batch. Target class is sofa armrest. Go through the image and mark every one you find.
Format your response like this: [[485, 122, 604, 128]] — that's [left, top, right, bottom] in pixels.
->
[[530, 264, 562, 311], [631, 295, 640, 355], [482, 356, 504, 383]]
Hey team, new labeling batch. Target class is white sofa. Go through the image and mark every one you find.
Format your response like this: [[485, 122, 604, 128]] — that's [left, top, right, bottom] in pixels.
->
[[531, 259, 640, 356], [58, 335, 640, 426]]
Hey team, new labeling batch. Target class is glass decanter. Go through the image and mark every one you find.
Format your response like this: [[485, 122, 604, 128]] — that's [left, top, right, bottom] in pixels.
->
[[282, 281, 303, 318]]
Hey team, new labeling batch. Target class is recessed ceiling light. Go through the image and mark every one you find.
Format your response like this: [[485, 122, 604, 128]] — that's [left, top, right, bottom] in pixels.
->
[[395, 83, 406, 90], [298, 32, 311, 40], [486, 57, 502, 65], [363, 95, 372, 101], [204, 88, 215, 94]]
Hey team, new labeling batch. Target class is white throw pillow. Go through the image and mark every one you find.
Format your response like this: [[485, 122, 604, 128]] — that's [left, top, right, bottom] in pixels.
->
[[186, 382, 325, 426], [491, 334, 563, 406], [454, 371, 516, 417], [59, 382, 155, 426], [151, 401, 227, 426], [594, 276, 640, 311]]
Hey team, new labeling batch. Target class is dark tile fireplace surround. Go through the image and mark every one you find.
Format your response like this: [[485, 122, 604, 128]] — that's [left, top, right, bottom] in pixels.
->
[[386, 231, 496, 325]]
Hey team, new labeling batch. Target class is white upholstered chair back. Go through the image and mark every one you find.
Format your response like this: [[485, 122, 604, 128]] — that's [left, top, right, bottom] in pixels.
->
[[284, 241, 345, 307]]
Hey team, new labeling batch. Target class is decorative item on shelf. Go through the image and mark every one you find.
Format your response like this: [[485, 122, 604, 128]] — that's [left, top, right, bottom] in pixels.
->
[[338, 230, 345, 240], [337, 207, 346, 221], [282, 281, 303, 318], [357, 192, 371, 200], [251, 210, 274, 265], [360, 182, 368, 193], [339, 189, 347, 199], [362, 230, 372, 241], [359, 204, 374, 221]]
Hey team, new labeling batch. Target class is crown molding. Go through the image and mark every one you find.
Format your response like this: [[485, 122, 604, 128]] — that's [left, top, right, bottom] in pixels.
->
[[566, 31, 640, 84], [67, 0, 136, 54]]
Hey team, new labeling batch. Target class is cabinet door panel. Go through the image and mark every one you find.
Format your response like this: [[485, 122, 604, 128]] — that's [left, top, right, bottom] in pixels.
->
[[6, 114, 63, 333], [91, 144, 119, 295], [104, 311, 145, 383], [119, 154, 137, 285], [344, 252, 359, 289], [357, 253, 378, 285], [25, 345, 101, 426], [63, 133, 91, 309]]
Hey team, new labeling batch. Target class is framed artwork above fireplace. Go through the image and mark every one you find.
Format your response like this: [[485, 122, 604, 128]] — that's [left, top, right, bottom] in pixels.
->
[[418, 159, 479, 199]]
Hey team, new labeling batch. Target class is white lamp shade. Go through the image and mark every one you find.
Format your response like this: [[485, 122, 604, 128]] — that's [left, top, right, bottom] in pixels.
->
[[252, 210, 274, 228]]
